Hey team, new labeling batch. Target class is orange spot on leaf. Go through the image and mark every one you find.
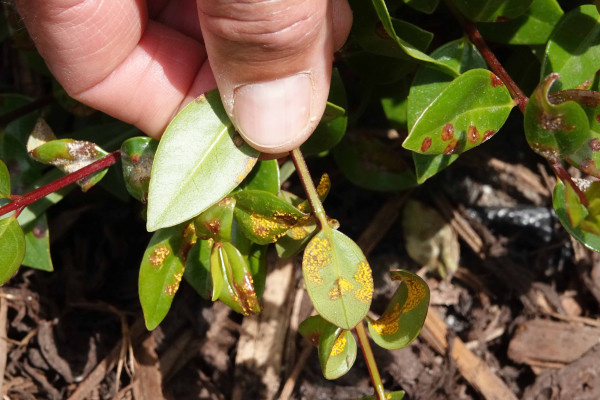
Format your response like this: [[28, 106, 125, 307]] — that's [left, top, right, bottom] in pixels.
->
[[581, 158, 596, 175], [467, 125, 479, 144], [483, 130, 496, 142], [441, 123, 454, 141], [589, 138, 600, 152], [490, 73, 504, 87], [443, 139, 459, 155], [421, 137, 432, 152]]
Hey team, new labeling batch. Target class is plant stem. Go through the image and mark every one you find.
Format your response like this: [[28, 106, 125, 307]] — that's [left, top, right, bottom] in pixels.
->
[[0, 151, 121, 217], [550, 159, 588, 206], [444, 1, 529, 113], [290, 148, 329, 229], [355, 321, 386, 400]]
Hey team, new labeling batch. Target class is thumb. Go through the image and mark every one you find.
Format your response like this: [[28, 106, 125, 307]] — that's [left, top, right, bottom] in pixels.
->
[[197, 0, 351, 153]]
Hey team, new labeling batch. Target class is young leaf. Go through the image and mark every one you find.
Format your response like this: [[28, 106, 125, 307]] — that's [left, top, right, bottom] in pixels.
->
[[194, 198, 236, 242], [139, 223, 196, 330], [477, 0, 563, 45], [403, 69, 515, 156], [296, 173, 332, 213], [403, 0, 438, 14], [147, 90, 259, 231], [0, 160, 10, 198], [524, 74, 589, 161], [451, 0, 533, 22], [238, 160, 280, 194], [28, 139, 109, 191], [247, 244, 267, 299], [232, 190, 305, 245], [22, 214, 53, 271], [0, 216, 26, 284], [184, 238, 213, 300], [541, 5, 600, 91], [302, 229, 373, 330], [366, 270, 429, 350], [298, 315, 357, 380], [120, 136, 158, 203]]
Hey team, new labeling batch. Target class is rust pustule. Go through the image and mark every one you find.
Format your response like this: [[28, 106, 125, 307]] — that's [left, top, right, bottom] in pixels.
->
[[589, 138, 600, 152], [483, 130, 496, 142], [130, 154, 140, 163], [490, 73, 504, 87], [596, 114, 600, 123], [233, 134, 244, 148], [421, 137, 432, 152], [538, 111, 574, 131], [443, 139, 459, 155], [205, 219, 221, 235], [441, 123, 454, 141], [149, 246, 170, 267], [580, 158, 596, 175], [467, 125, 479, 144], [32, 222, 46, 239]]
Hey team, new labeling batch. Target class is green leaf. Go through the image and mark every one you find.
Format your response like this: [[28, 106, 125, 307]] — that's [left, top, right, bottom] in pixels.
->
[[366, 270, 429, 350], [403, 0, 438, 14], [28, 138, 109, 191], [276, 215, 339, 259], [351, 391, 405, 400], [403, 69, 514, 156], [349, 0, 457, 77], [553, 180, 600, 252], [0, 159, 10, 198], [477, 0, 563, 45], [0, 133, 40, 194], [0, 94, 40, 144], [17, 169, 72, 227], [451, 0, 533, 22], [302, 229, 373, 330], [184, 238, 213, 299], [22, 214, 53, 271], [541, 5, 600, 91], [147, 90, 260, 231], [238, 160, 280, 194], [139, 223, 196, 330], [333, 132, 418, 192], [298, 315, 357, 380], [247, 244, 267, 299], [0, 216, 25, 284], [524, 74, 590, 161], [120, 136, 158, 203], [194, 198, 236, 242], [232, 190, 305, 245]]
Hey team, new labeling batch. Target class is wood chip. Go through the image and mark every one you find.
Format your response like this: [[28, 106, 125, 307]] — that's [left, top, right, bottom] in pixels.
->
[[132, 334, 165, 400]]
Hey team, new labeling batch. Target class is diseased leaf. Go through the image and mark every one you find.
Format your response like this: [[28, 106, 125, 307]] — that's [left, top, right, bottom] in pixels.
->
[[0, 160, 10, 198], [139, 223, 196, 330], [120, 136, 158, 203], [403, 69, 514, 156], [366, 270, 429, 350], [238, 160, 280, 194], [194, 198, 236, 242], [298, 315, 357, 380], [0, 216, 25, 284], [276, 215, 339, 259], [232, 190, 305, 245], [541, 5, 600, 91], [478, 0, 563, 45], [302, 229, 373, 330], [28, 138, 109, 191], [451, 0, 533, 22], [22, 214, 53, 272], [147, 90, 259, 231]]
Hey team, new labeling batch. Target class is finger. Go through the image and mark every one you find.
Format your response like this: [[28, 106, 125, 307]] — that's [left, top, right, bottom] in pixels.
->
[[197, 0, 352, 153], [16, 0, 214, 137]]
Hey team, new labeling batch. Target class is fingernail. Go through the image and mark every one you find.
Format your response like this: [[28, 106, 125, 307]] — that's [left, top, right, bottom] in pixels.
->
[[233, 73, 312, 151]]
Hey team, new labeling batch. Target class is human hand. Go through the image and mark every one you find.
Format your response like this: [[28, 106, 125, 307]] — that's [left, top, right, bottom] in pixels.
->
[[16, 0, 352, 153]]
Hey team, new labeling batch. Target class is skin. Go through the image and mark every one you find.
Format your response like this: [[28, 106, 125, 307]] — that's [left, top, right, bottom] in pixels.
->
[[16, 0, 353, 154]]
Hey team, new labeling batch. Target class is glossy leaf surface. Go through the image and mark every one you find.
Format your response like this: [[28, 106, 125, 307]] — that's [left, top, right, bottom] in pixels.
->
[[298, 315, 357, 380], [0, 160, 10, 198], [22, 214, 53, 271], [524, 74, 589, 162], [366, 270, 429, 349], [403, 69, 514, 156], [139, 223, 196, 330], [541, 5, 600, 91], [0, 216, 25, 285], [147, 90, 259, 231], [238, 160, 280, 194], [451, 0, 533, 22], [477, 0, 563, 45], [120, 136, 158, 203], [232, 190, 305, 245], [28, 138, 109, 191], [302, 229, 373, 330], [184, 239, 213, 299]]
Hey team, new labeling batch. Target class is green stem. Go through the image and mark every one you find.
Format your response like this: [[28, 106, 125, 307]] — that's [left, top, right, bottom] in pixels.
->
[[355, 321, 386, 400], [290, 148, 329, 229]]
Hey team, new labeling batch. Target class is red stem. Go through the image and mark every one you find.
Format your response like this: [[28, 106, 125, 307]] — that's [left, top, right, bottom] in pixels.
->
[[0, 151, 121, 217], [550, 160, 588, 206]]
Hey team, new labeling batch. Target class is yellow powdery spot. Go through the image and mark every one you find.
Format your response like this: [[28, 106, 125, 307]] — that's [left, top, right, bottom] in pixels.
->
[[236, 158, 257, 184], [371, 303, 401, 335], [303, 236, 331, 285], [401, 275, 426, 313], [353, 260, 374, 303], [329, 334, 347, 357], [287, 216, 314, 240], [165, 271, 184, 296], [328, 278, 355, 300], [250, 211, 298, 241], [317, 174, 331, 197], [149, 246, 170, 267]]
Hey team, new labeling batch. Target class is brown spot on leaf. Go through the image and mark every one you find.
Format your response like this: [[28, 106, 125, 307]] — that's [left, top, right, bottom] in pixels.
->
[[495, 16, 509, 22], [131, 154, 140, 163], [375, 21, 391, 39], [538, 112, 574, 131], [467, 125, 479, 144], [589, 138, 600, 152], [443, 139, 459, 155], [580, 158, 596, 175], [490, 73, 504, 87], [596, 114, 600, 123], [32, 222, 47, 239], [421, 137, 432, 152], [483, 130, 496, 142], [233, 134, 244, 148], [149, 246, 170, 267], [441, 123, 454, 141]]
